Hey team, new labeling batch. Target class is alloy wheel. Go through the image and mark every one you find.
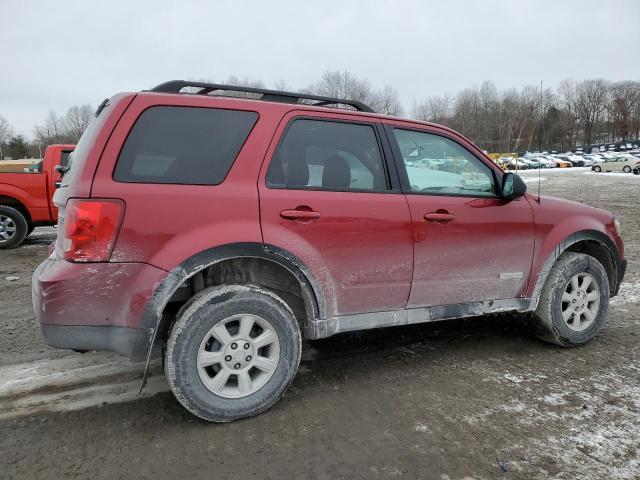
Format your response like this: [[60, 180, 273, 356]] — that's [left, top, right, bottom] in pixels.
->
[[0, 215, 17, 241], [197, 314, 280, 399], [561, 272, 600, 332]]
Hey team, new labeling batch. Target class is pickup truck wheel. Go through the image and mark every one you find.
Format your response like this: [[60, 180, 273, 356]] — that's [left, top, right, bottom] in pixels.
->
[[0, 206, 28, 249], [534, 252, 609, 347], [165, 284, 301, 422]]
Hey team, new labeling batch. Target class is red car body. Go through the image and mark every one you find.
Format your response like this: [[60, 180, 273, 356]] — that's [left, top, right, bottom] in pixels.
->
[[0, 144, 75, 226], [32, 88, 626, 363]]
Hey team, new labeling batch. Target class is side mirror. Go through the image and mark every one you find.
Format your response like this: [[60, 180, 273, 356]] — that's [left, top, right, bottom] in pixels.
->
[[55, 164, 70, 176], [501, 172, 527, 200]]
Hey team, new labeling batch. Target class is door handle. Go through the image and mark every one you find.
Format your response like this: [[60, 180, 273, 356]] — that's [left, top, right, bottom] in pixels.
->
[[424, 212, 455, 223], [280, 209, 321, 220]]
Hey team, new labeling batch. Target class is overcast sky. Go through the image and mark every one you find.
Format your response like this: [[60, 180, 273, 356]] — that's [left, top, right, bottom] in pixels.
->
[[1, 0, 639, 137]]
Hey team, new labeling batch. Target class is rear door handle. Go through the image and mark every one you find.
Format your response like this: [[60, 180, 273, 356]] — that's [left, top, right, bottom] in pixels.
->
[[424, 212, 455, 222], [280, 209, 321, 220]]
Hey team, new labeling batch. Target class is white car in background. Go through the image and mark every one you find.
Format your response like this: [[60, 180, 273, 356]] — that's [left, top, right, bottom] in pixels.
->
[[524, 153, 557, 168], [592, 156, 639, 173]]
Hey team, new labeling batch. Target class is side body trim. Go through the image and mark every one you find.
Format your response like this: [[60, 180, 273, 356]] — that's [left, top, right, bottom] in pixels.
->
[[306, 298, 532, 339]]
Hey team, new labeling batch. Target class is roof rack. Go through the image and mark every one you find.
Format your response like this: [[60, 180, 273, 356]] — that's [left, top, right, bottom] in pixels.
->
[[149, 80, 375, 113]]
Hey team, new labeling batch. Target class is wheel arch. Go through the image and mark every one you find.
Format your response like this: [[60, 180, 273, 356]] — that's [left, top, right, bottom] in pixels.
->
[[528, 229, 622, 309], [0, 195, 32, 224], [138, 242, 325, 378]]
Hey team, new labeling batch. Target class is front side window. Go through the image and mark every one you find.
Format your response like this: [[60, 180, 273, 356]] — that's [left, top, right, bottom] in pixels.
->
[[114, 106, 257, 185], [266, 119, 388, 192], [392, 128, 496, 197]]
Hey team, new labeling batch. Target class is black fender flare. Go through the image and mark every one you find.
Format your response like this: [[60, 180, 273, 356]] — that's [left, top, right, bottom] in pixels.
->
[[138, 242, 325, 387], [529, 229, 623, 310]]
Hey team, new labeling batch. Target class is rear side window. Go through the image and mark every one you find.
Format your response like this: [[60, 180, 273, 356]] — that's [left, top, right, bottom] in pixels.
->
[[114, 106, 258, 185], [266, 119, 388, 192]]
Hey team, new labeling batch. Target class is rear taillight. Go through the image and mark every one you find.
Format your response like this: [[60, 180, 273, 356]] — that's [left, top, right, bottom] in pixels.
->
[[62, 199, 124, 262]]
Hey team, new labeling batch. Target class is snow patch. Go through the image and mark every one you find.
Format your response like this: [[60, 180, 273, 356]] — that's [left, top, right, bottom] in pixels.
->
[[611, 282, 640, 306], [414, 422, 431, 433], [543, 393, 567, 406]]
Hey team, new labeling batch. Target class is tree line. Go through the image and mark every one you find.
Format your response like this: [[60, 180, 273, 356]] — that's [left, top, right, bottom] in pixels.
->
[[412, 79, 640, 153], [1, 72, 639, 159]]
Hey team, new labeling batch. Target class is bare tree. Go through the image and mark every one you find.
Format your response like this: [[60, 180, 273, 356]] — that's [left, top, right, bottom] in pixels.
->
[[62, 105, 93, 142], [411, 94, 451, 123], [606, 81, 640, 142], [33, 104, 94, 147], [574, 79, 608, 147], [0, 115, 14, 158], [305, 71, 374, 107], [371, 85, 404, 116]]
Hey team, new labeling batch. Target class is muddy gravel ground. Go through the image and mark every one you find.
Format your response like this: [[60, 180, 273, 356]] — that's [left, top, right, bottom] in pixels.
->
[[1, 170, 638, 479]]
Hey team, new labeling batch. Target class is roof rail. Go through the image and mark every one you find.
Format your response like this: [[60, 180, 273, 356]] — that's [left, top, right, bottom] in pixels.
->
[[149, 80, 375, 113]]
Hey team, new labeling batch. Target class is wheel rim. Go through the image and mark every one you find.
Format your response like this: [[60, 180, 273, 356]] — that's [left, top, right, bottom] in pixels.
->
[[623, 166, 631, 173], [0, 215, 17, 241], [197, 314, 280, 399], [561, 272, 600, 332]]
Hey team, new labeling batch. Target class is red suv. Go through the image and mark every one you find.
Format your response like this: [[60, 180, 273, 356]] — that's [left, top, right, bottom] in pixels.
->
[[32, 81, 626, 422]]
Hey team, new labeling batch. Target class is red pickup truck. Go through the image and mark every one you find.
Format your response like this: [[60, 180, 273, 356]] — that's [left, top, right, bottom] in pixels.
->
[[0, 144, 75, 248]]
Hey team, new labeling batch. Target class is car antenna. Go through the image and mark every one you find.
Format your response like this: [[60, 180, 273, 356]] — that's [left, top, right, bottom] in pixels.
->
[[537, 79, 543, 203]]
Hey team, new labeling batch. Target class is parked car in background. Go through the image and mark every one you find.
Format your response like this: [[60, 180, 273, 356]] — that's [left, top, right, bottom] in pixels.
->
[[506, 157, 528, 170], [517, 157, 542, 168], [0, 144, 74, 248], [583, 154, 602, 165], [523, 153, 556, 168], [592, 156, 638, 173], [554, 154, 584, 167]]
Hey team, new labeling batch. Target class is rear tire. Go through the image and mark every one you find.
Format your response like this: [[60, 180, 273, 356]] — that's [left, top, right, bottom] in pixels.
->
[[534, 252, 609, 347], [165, 284, 302, 422], [0, 206, 28, 249], [593, 166, 602, 172], [623, 166, 632, 173]]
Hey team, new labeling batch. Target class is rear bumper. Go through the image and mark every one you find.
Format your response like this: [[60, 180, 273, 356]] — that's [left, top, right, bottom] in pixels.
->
[[40, 324, 149, 360], [32, 257, 170, 361]]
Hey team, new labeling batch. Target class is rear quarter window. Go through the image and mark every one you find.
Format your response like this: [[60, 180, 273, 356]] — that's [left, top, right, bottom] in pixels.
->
[[114, 106, 258, 185]]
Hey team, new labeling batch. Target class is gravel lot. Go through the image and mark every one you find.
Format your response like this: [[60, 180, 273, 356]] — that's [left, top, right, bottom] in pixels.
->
[[0, 169, 638, 479]]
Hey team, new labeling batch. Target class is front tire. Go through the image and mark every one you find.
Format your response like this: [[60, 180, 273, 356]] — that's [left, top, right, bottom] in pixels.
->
[[0, 206, 28, 249], [534, 252, 609, 347], [623, 166, 632, 173], [593, 165, 602, 172], [165, 284, 302, 422]]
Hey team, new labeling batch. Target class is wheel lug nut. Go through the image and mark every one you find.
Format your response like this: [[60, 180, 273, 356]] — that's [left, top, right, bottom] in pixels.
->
[[225, 355, 232, 362], [234, 363, 241, 369], [231, 343, 237, 350], [246, 355, 252, 362], [244, 343, 250, 350]]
